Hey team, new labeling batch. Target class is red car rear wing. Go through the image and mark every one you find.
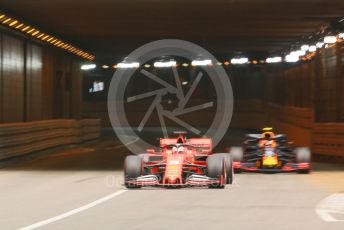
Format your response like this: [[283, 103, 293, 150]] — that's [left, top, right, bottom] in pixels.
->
[[159, 138, 212, 154]]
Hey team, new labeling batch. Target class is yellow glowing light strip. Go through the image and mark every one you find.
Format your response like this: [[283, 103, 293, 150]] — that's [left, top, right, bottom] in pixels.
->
[[47, 37, 54, 42], [9, 20, 18, 27], [42, 35, 50, 40], [2, 18, 11, 24], [31, 30, 39, 36], [36, 33, 44, 39], [15, 23, 24, 29], [27, 28, 35, 34], [0, 13, 95, 60], [21, 26, 30, 32]]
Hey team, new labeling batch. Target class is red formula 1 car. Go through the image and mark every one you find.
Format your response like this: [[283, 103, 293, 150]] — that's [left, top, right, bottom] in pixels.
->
[[124, 132, 233, 189], [229, 128, 311, 174]]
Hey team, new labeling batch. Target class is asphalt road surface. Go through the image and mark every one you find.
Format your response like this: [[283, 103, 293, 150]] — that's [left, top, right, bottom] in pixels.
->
[[1, 130, 344, 230]]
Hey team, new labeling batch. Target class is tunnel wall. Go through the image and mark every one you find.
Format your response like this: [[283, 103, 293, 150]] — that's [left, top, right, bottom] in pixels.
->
[[0, 118, 101, 160], [0, 28, 83, 123], [1, 33, 25, 122]]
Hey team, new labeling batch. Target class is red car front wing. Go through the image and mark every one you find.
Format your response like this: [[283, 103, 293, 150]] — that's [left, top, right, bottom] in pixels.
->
[[126, 174, 225, 187]]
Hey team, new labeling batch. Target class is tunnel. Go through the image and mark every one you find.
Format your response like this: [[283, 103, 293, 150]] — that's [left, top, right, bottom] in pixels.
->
[[0, 1, 344, 229]]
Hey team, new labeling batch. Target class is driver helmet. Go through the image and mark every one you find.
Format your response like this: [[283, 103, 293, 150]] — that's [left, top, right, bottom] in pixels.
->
[[265, 133, 271, 140], [262, 127, 274, 140], [177, 145, 185, 153]]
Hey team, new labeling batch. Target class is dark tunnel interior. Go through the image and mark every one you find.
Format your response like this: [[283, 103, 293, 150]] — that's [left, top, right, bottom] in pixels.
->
[[1, 1, 344, 229]]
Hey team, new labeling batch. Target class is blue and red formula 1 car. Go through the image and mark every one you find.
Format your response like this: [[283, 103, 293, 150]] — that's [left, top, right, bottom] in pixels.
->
[[124, 132, 234, 189], [229, 128, 311, 174]]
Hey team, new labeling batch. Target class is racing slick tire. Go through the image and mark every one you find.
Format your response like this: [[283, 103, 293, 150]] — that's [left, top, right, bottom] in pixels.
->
[[124, 155, 143, 188], [295, 147, 311, 174], [216, 153, 234, 184], [230, 146, 243, 173], [206, 154, 226, 189]]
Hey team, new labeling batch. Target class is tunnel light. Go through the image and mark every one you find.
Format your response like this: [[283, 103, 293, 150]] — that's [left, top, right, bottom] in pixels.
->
[[42, 35, 49, 40], [289, 50, 304, 57], [117, 62, 140, 68], [53, 40, 61, 45], [296, 50, 306, 56], [217, 62, 222, 66], [9, 20, 17, 27], [0, 11, 95, 60], [266, 56, 282, 63], [144, 64, 151, 68], [22, 26, 30, 32], [289, 51, 296, 56], [153, 61, 176, 68], [223, 61, 230, 66], [191, 59, 212, 66], [182, 81, 188, 85], [308, 45, 317, 52], [301, 45, 309, 51], [36, 33, 44, 39], [13, 22, 22, 28], [2, 18, 11, 24], [231, 57, 249, 65], [102, 65, 109, 69], [285, 54, 299, 63], [31, 30, 39, 36], [50, 39, 58, 45], [316, 42, 324, 48], [182, 63, 189, 67], [15, 23, 24, 29], [324, 36, 337, 44], [27, 28, 35, 34], [81, 64, 96, 70]]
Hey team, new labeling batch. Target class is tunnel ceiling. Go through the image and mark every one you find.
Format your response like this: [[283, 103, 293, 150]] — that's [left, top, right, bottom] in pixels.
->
[[1, 0, 344, 61]]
